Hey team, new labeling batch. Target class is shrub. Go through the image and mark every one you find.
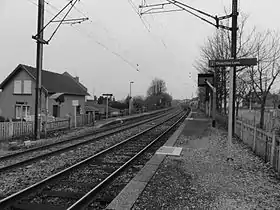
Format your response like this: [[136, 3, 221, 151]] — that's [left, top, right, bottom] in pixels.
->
[[5, 118, 26, 122], [0, 116, 5, 122]]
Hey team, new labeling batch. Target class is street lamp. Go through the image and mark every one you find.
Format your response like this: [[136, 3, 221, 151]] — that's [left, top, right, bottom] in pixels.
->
[[129, 81, 134, 115]]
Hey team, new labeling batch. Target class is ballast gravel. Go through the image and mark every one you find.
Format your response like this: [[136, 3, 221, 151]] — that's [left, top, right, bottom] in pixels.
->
[[0, 126, 147, 198], [133, 126, 280, 209]]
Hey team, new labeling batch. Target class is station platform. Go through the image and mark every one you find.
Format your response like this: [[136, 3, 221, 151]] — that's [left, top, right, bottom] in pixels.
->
[[107, 109, 280, 209]]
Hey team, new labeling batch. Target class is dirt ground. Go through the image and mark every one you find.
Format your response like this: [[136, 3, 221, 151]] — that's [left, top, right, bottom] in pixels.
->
[[133, 116, 280, 209]]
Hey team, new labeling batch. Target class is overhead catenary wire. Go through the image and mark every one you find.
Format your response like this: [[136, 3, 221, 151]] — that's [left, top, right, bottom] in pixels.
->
[[25, 1, 162, 98], [127, 0, 152, 32], [27, 0, 141, 72], [131, 0, 190, 80], [47, 0, 80, 42], [72, 1, 124, 53], [27, 0, 166, 82], [67, 0, 143, 72], [70, 0, 170, 80]]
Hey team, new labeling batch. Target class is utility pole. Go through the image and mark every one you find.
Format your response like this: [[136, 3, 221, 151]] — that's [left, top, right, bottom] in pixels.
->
[[31, 0, 88, 140], [231, 0, 238, 136], [227, 0, 238, 161], [34, 0, 45, 140], [140, 0, 239, 150]]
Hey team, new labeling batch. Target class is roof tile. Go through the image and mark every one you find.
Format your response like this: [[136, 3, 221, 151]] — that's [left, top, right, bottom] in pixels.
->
[[22, 64, 89, 96]]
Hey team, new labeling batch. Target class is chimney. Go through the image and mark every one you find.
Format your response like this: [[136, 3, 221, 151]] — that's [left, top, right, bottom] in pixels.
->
[[74, 76, 79, 82]]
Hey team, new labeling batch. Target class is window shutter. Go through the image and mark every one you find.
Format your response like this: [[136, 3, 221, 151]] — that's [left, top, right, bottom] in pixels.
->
[[23, 80, 32, 94], [14, 80, 22, 94]]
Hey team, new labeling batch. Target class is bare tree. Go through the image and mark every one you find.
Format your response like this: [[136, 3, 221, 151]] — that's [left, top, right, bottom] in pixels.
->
[[248, 31, 280, 128], [147, 78, 167, 96], [235, 72, 251, 116], [194, 13, 259, 115]]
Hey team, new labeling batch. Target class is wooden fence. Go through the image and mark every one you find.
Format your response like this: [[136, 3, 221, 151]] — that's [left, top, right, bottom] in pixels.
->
[[72, 114, 93, 128], [215, 110, 280, 174], [238, 111, 280, 132], [235, 119, 280, 173], [0, 114, 94, 141], [0, 121, 34, 140]]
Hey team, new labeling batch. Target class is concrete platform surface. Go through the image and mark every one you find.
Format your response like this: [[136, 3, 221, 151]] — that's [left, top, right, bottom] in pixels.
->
[[155, 146, 182, 156], [106, 110, 209, 210]]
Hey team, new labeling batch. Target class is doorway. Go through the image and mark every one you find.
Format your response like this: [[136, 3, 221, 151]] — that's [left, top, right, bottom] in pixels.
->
[[53, 105, 60, 118]]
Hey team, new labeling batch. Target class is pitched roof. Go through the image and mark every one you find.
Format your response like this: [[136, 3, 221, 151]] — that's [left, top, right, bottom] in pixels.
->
[[62, 72, 88, 92], [0, 64, 89, 96]]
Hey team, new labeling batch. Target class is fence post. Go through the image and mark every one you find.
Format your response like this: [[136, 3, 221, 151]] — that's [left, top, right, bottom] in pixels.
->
[[253, 124, 257, 152], [278, 142, 280, 174], [68, 117, 71, 129], [8, 119, 13, 138], [43, 121, 47, 139], [271, 132, 276, 166]]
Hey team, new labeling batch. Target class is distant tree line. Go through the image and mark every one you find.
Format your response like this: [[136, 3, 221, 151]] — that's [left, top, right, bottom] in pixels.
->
[[94, 78, 173, 113]]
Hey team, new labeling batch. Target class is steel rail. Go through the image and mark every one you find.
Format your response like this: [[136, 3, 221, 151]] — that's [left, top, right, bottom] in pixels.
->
[[0, 110, 176, 172], [0, 111, 185, 209], [68, 111, 187, 209], [0, 108, 171, 161]]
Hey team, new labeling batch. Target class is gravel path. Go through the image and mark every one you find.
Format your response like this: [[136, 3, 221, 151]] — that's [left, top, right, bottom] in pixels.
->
[[133, 124, 280, 209]]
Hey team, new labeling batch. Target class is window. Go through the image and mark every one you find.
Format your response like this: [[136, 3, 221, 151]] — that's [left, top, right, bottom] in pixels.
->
[[15, 105, 30, 119], [23, 80, 32, 94], [14, 80, 22, 94]]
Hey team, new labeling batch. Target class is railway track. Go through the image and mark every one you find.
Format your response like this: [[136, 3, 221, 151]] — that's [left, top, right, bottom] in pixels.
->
[[0, 108, 171, 159], [0, 110, 187, 210], [0, 109, 175, 172]]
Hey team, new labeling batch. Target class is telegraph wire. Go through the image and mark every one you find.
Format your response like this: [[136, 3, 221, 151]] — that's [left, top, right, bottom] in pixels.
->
[[127, 0, 152, 32]]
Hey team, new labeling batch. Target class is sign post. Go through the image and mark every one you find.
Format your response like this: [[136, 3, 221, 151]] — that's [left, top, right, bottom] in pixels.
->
[[208, 57, 257, 161], [72, 100, 79, 128], [209, 58, 257, 68], [227, 67, 234, 158]]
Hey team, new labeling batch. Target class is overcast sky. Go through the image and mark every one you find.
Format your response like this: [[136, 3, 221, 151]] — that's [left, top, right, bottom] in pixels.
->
[[1, 0, 279, 100]]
